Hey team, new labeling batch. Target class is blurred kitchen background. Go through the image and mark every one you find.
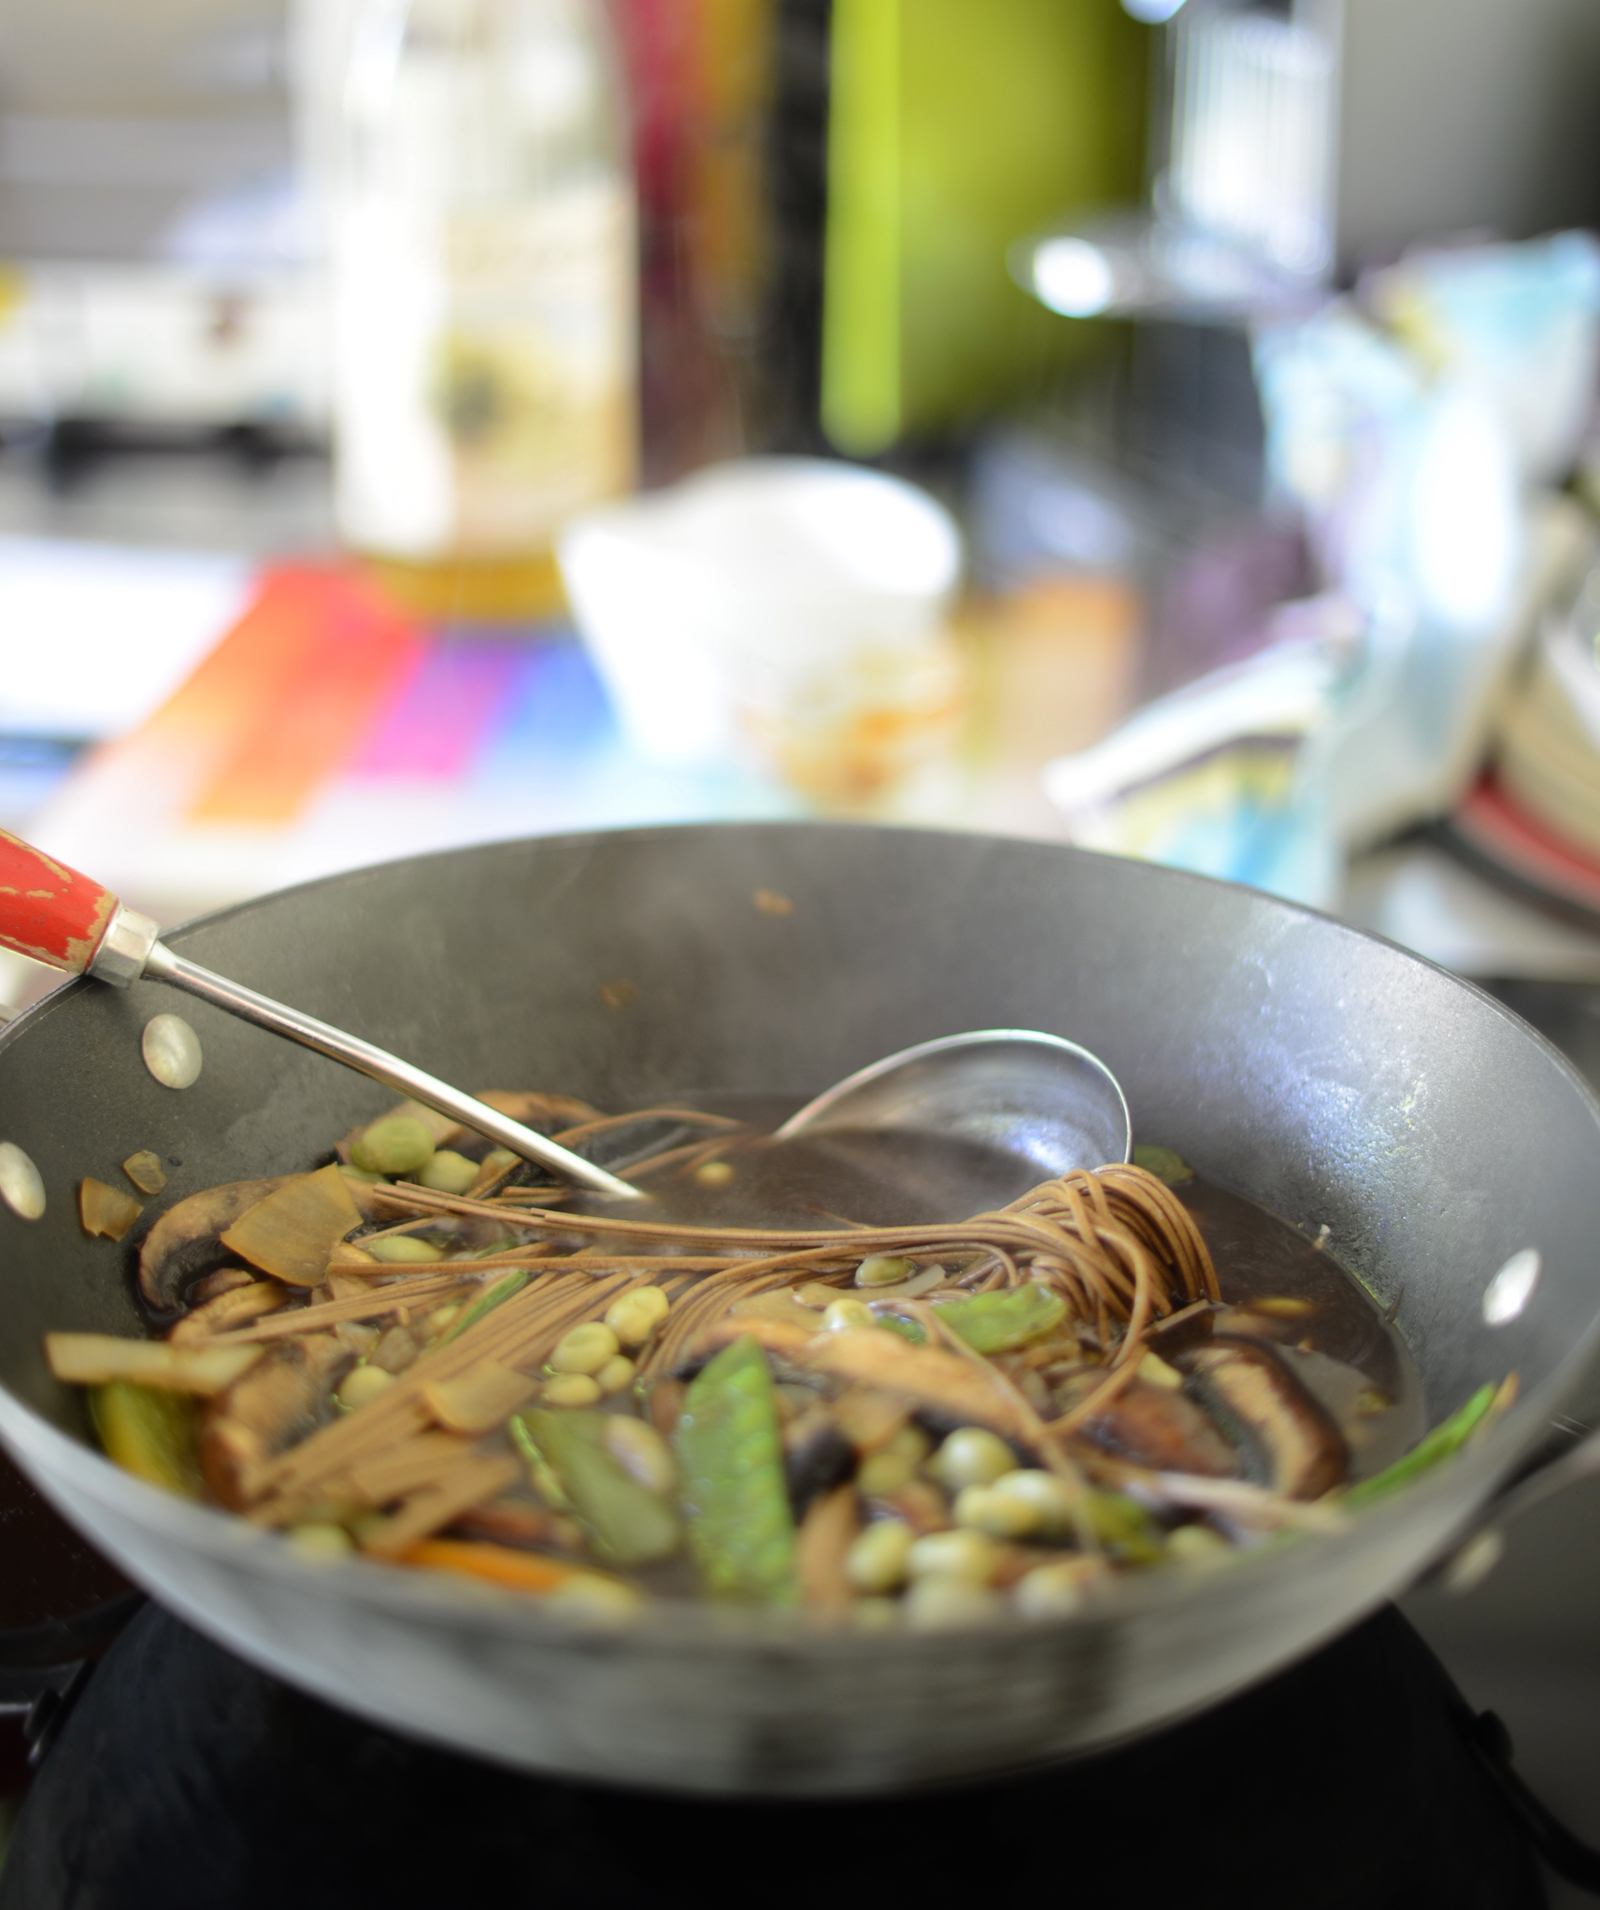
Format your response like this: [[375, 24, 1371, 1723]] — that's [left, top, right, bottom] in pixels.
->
[[6, 0, 1600, 1880]]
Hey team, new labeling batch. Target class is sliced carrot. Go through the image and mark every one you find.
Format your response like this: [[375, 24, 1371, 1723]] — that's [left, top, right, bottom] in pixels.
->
[[400, 1537, 581, 1594]]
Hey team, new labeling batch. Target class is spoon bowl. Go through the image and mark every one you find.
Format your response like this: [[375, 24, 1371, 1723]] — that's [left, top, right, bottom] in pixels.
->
[[777, 1028, 1132, 1195]]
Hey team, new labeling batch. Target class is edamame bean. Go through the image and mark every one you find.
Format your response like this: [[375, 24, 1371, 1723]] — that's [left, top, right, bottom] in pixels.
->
[[906, 1527, 998, 1586], [822, 1298, 874, 1333], [930, 1427, 1015, 1491], [845, 1518, 914, 1593], [596, 1354, 635, 1394], [365, 1234, 444, 1264], [855, 1255, 914, 1288], [543, 1373, 602, 1407], [1013, 1557, 1103, 1618], [1166, 1524, 1232, 1568], [603, 1285, 670, 1349], [546, 1573, 643, 1620], [350, 1115, 435, 1177], [339, 1365, 394, 1410], [988, 1468, 1076, 1539], [857, 1449, 916, 1496], [603, 1415, 677, 1495], [906, 1578, 1004, 1629], [693, 1160, 735, 1187], [884, 1424, 931, 1464], [953, 1484, 1039, 1540], [550, 1322, 620, 1375], [287, 1522, 355, 1559], [417, 1149, 480, 1194]]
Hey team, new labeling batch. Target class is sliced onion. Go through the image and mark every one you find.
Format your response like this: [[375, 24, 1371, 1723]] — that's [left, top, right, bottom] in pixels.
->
[[122, 1149, 167, 1195], [79, 1177, 143, 1241]]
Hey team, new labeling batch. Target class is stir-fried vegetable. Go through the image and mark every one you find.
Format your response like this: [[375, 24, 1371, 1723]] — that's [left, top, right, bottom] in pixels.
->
[[37, 1087, 1506, 1629], [90, 1382, 204, 1497], [79, 1177, 142, 1241], [521, 1409, 681, 1567], [929, 1283, 1067, 1354], [220, 1164, 364, 1286], [1342, 1381, 1505, 1508], [438, 1269, 530, 1347], [676, 1336, 797, 1603]]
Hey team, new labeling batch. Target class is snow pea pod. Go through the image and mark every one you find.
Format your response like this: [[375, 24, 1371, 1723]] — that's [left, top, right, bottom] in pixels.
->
[[675, 1335, 797, 1604], [930, 1283, 1067, 1354], [520, 1409, 681, 1566]]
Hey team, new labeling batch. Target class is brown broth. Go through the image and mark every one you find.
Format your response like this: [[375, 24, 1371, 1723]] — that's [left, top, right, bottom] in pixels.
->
[[581, 1094, 1425, 1480], [1174, 1180, 1425, 1479]]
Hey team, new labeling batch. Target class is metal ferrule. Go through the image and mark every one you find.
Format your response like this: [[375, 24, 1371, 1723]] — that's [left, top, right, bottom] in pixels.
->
[[86, 906, 161, 987]]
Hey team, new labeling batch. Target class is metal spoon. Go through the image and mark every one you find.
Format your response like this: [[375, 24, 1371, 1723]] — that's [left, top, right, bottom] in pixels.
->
[[0, 831, 642, 1201], [0, 832, 1131, 1205], [778, 1028, 1132, 1188]]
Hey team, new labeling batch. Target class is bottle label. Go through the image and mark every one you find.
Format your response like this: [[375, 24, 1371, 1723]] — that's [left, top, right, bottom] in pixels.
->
[[333, 181, 637, 558]]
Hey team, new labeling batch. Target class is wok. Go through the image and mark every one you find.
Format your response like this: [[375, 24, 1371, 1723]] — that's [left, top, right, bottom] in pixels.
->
[[0, 821, 1597, 1797]]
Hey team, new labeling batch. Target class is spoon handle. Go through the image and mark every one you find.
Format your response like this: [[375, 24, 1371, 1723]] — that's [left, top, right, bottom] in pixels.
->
[[0, 829, 641, 1201]]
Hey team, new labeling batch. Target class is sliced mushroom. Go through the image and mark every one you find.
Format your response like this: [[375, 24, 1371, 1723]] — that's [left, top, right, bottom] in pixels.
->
[[370, 1325, 421, 1375], [453, 1497, 566, 1550], [832, 1386, 911, 1454], [169, 1279, 292, 1344], [1185, 1336, 1347, 1500], [871, 1479, 950, 1535], [703, 1316, 1039, 1447], [200, 1332, 352, 1507], [783, 1405, 856, 1517], [189, 1267, 258, 1306], [139, 1175, 381, 1312], [1070, 1374, 1241, 1479]]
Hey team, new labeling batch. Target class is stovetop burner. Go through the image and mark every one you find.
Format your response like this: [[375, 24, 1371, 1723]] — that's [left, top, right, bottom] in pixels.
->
[[0, 1591, 1557, 1910]]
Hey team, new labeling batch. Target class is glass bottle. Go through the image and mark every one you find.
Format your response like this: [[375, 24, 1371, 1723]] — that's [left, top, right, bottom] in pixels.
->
[[331, 0, 636, 621]]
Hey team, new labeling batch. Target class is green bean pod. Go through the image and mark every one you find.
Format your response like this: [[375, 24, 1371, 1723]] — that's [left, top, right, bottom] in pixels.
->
[[674, 1335, 797, 1604]]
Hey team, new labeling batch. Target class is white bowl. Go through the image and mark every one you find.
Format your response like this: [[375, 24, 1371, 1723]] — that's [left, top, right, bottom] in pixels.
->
[[558, 458, 962, 768]]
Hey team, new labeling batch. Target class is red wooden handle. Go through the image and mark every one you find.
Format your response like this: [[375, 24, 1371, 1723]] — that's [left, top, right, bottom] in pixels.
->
[[0, 829, 119, 974]]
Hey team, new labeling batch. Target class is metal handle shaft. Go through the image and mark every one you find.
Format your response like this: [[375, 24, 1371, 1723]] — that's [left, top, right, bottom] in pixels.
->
[[142, 942, 642, 1202]]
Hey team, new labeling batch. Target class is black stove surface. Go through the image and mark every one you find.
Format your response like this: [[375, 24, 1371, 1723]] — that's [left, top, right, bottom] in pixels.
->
[[0, 1596, 1550, 1910]]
